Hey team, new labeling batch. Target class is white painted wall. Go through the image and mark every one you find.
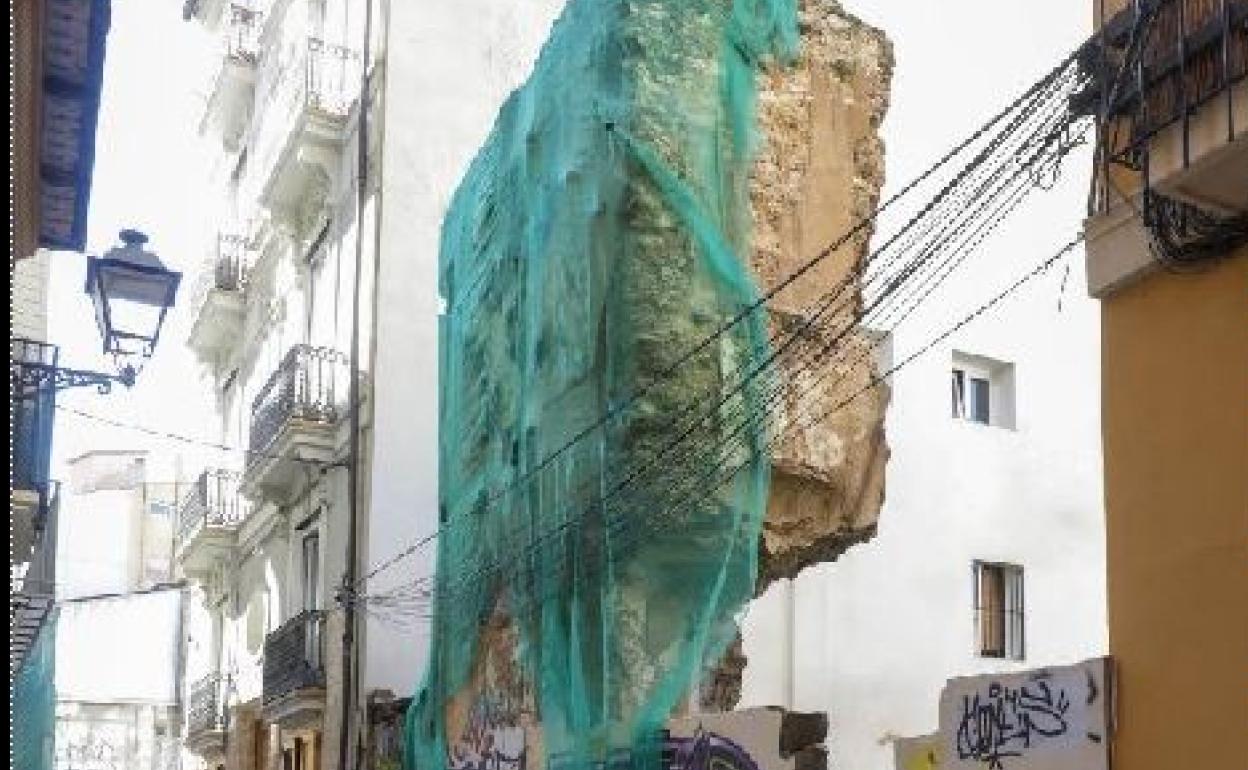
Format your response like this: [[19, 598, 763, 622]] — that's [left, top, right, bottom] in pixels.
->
[[56, 488, 139, 600], [56, 589, 184, 704], [12, 249, 52, 341], [360, 0, 571, 697], [739, 2, 1106, 769]]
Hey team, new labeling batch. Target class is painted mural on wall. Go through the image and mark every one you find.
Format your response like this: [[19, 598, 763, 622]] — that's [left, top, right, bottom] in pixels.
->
[[895, 657, 1113, 770], [448, 694, 530, 770], [666, 729, 761, 770], [442, 658, 811, 770], [54, 721, 129, 770], [667, 707, 817, 770], [443, 607, 541, 770]]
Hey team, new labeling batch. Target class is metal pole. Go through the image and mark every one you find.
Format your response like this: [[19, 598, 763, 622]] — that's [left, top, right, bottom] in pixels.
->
[[339, 0, 374, 768], [1178, 0, 1189, 169], [1221, 0, 1233, 140]]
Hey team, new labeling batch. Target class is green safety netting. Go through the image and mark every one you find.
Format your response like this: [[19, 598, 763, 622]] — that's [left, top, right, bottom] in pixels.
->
[[12, 613, 57, 770], [407, 0, 797, 767]]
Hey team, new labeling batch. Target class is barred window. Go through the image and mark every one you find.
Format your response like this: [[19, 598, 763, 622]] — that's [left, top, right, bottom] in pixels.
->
[[974, 561, 1025, 660]]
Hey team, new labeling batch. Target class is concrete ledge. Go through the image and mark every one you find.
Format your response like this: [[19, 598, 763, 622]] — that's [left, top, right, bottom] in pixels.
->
[[261, 686, 326, 731], [1084, 197, 1159, 299]]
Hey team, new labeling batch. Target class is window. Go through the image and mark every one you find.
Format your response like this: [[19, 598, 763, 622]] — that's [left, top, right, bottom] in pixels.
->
[[951, 352, 1016, 429], [951, 370, 991, 424], [301, 531, 321, 612], [974, 561, 1025, 659]]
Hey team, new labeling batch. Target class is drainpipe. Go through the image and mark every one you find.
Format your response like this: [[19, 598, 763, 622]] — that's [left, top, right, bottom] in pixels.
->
[[785, 578, 796, 710], [339, 0, 374, 768]]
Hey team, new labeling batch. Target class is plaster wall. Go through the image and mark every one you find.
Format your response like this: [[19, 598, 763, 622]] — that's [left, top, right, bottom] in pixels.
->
[[741, 261, 1107, 769], [13, 250, 52, 340], [740, 3, 1107, 768], [55, 590, 183, 705], [362, 0, 569, 698], [1099, 247, 1248, 770]]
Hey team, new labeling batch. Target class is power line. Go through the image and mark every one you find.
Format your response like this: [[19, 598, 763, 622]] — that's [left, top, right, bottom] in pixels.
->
[[354, 50, 1090, 590], [368, 67, 1088, 596], [367, 119, 1087, 609], [53, 404, 345, 469], [356, 48, 1089, 588], [361, 233, 1084, 627]]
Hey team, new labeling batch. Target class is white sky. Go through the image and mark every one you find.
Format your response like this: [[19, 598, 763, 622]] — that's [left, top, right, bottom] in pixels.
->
[[50, 0, 220, 483], [47, 0, 1096, 483]]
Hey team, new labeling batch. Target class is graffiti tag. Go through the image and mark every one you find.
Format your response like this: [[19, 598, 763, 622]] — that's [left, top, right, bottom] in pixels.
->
[[667, 728, 761, 770], [447, 695, 527, 770], [953, 674, 1077, 769]]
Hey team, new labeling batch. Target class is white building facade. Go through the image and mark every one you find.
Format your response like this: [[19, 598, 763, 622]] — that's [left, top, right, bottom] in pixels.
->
[[735, 2, 1108, 766], [49, 451, 187, 770], [738, 254, 1108, 769], [172, 4, 1110, 770], [171, 0, 573, 768], [178, 1, 391, 768]]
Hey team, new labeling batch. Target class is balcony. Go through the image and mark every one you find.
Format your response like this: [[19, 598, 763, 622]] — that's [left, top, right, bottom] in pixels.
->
[[176, 470, 248, 578], [1080, 0, 1247, 294], [247, 36, 360, 223], [10, 481, 58, 673], [201, 3, 265, 151], [187, 232, 249, 366], [261, 610, 326, 729], [185, 672, 228, 756], [242, 345, 348, 502], [11, 337, 58, 565]]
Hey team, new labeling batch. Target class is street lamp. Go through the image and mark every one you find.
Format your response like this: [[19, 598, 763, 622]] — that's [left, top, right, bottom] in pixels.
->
[[84, 229, 182, 364], [11, 229, 182, 393]]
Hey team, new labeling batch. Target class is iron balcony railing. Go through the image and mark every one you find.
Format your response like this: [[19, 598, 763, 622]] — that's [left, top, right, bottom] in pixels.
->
[[304, 38, 361, 116], [1080, 0, 1248, 210], [178, 469, 248, 544], [255, 36, 361, 119], [215, 232, 249, 291], [10, 338, 59, 519], [187, 672, 226, 736], [246, 36, 361, 192], [248, 345, 348, 459], [262, 610, 325, 704], [223, 3, 264, 64]]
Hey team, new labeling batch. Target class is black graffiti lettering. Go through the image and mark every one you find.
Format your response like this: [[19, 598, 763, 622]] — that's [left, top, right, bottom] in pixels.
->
[[954, 676, 1074, 768]]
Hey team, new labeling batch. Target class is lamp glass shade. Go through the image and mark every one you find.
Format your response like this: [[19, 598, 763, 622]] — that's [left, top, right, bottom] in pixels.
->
[[84, 230, 182, 357]]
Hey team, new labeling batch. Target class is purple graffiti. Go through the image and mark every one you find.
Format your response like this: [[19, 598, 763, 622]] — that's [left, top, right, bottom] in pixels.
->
[[666, 729, 761, 770]]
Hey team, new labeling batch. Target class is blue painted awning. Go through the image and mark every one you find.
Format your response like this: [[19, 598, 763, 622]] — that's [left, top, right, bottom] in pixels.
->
[[38, 0, 111, 252]]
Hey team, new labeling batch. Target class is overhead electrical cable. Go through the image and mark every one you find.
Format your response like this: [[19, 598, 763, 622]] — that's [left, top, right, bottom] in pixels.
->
[[373, 66, 1088, 605], [353, 48, 1092, 591], [361, 233, 1086, 626], [54, 404, 346, 469]]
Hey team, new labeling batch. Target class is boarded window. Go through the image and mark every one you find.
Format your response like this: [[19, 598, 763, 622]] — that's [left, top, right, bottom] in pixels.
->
[[974, 561, 1025, 659]]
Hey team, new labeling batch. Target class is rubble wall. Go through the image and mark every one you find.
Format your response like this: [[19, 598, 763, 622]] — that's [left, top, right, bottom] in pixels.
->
[[415, 0, 891, 765], [751, 2, 892, 585]]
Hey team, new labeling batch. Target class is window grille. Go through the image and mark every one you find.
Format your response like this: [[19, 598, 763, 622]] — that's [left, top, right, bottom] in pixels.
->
[[974, 561, 1025, 660]]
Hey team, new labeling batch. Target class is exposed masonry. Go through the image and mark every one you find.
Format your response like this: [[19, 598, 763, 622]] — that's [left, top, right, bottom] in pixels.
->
[[704, 0, 893, 710], [450, 0, 893, 724]]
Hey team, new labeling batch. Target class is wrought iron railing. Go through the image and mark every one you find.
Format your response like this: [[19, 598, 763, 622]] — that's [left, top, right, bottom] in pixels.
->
[[10, 338, 59, 517], [305, 38, 361, 116], [187, 672, 226, 736], [246, 36, 361, 192], [262, 610, 326, 703], [1082, 0, 1248, 208], [223, 3, 264, 64], [178, 469, 248, 543], [248, 345, 348, 458], [215, 232, 249, 291]]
